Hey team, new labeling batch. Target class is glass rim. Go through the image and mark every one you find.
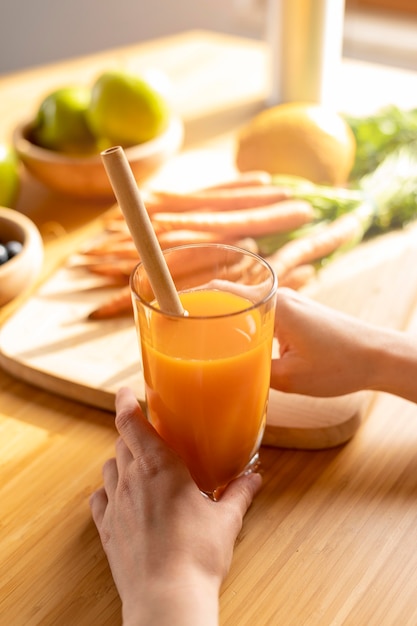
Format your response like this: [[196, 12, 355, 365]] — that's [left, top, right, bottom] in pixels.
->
[[129, 242, 278, 320]]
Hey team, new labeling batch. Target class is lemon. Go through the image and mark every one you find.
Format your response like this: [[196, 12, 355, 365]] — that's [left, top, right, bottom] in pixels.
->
[[87, 70, 171, 146], [235, 103, 356, 186], [31, 86, 97, 154]]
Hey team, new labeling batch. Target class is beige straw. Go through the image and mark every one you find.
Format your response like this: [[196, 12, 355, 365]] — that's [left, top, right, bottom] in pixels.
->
[[101, 146, 184, 315]]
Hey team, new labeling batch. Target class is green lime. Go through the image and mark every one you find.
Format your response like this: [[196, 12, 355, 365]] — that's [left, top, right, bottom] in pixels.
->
[[0, 144, 20, 208], [87, 70, 171, 146], [32, 86, 97, 154]]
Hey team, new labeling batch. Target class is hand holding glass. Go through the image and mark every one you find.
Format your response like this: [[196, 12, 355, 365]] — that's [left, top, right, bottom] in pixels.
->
[[130, 243, 277, 500]]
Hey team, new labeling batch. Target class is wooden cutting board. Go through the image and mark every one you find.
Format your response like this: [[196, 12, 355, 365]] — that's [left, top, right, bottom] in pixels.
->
[[1, 221, 417, 450]]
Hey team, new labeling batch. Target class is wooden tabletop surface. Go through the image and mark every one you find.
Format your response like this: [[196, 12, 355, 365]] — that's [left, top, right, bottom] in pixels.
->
[[2, 31, 417, 626]]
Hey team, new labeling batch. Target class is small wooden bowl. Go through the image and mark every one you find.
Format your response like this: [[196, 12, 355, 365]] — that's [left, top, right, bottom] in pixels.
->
[[13, 116, 184, 200], [0, 207, 44, 306]]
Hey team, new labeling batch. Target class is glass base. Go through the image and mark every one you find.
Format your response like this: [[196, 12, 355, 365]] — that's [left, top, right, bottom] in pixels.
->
[[200, 451, 262, 502]]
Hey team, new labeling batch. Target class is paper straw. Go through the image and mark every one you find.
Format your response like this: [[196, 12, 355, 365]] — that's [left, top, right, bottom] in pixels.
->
[[101, 146, 184, 315]]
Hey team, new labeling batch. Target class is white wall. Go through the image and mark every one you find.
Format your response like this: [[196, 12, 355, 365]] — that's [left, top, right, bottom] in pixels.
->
[[3, 2, 415, 77], [0, 0, 264, 74]]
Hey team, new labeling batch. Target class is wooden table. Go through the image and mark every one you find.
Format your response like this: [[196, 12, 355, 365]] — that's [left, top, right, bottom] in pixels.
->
[[2, 31, 417, 626]]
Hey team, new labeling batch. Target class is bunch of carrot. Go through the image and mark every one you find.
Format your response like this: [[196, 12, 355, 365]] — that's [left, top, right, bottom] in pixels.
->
[[71, 170, 373, 320]]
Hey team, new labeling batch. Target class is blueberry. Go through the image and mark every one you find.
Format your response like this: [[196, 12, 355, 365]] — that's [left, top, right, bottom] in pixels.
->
[[6, 240, 23, 259], [0, 244, 8, 265]]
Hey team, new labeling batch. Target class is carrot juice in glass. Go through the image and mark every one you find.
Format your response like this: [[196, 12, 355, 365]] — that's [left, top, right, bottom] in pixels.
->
[[130, 243, 277, 500]]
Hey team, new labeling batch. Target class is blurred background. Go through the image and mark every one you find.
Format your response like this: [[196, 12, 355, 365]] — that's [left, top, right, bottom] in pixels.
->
[[1, 0, 417, 75]]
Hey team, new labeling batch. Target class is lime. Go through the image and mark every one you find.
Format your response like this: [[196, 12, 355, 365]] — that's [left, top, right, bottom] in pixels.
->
[[87, 70, 171, 146], [31, 86, 97, 154], [0, 144, 20, 208]]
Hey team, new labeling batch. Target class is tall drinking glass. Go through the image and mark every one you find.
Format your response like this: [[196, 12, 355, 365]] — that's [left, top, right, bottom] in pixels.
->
[[130, 243, 277, 500]]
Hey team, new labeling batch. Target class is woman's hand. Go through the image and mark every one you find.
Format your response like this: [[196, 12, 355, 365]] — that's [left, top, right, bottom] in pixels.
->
[[271, 287, 417, 404], [270, 287, 377, 397], [90, 387, 262, 626]]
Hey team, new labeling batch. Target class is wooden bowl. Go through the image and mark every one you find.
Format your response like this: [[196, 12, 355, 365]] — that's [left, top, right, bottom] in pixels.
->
[[0, 207, 44, 306], [13, 116, 184, 200]]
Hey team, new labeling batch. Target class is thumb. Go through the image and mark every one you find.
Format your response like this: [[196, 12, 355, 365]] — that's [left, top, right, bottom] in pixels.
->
[[270, 356, 289, 392], [219, 472, 262, 515]]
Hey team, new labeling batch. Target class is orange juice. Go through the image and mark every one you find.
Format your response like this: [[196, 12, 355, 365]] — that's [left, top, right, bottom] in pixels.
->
[[139, 289, 275, 495]]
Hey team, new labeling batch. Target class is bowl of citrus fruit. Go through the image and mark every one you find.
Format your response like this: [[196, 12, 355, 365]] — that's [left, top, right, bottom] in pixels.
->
[[13, 69, 184, 199]]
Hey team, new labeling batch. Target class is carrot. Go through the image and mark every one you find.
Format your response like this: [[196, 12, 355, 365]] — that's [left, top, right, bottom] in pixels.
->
[[144, 185, 292, 213], [86, 260, 137, 281], [102, 219, 131, 234], [200, 171, 272, 190], [79, 239, 139, 259], [88, 242, 260, 320], [169, 245, 240, 279], [80, 230, 231, 263], [88, 286, 132, 320], [66, 254, 108, 269], [234, 237, 259, 254], [83, 243, 230, 285], [157, 229, 230, 247], [279, 264, 316, 290], [163, 237, 259, 293], [265, 210, 368, 278], [151, 200, 314, 239], [87, 236, 261, 320], [88, 263, 252, 320], [87, 231, 132, 246], [174, 258, 258, 293]]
